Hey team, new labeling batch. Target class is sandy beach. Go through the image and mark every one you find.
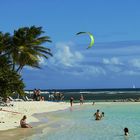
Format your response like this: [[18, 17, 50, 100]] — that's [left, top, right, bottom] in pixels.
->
[[1, 101, 140, 140], [0, 101, 70, 131], [0, 101, 139, 131]]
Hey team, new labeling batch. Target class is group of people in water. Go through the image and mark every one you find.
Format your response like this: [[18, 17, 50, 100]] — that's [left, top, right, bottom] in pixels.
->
[[20, 93, 129, 137], [93, 109, 129, 136], [69, 94, 129, 136], [94, 109, 104, 120], [70, 94, 84, 107]]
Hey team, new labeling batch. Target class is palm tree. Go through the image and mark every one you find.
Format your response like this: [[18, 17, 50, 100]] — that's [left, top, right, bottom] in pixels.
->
[[0, 55, 25, 98], [0, 26, 51, 98], [11, 26, 52, 73], [0, 32, 12, 57], [0, 33, 25, 99]]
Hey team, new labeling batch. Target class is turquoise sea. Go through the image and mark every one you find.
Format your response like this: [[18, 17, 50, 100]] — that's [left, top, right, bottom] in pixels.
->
[[25, 103, 140, 140]]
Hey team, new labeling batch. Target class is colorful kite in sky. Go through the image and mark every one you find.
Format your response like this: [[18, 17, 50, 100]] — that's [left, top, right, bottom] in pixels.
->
[[76, 32, 94, 49]]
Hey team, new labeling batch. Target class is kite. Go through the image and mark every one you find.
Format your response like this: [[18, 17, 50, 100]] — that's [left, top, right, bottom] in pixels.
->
[[76, 32, 94, 49]]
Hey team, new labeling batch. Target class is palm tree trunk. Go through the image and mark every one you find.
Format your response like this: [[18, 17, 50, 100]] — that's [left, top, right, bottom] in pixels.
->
[[16, 65, 23, 73], [12, 62, 15, 71]]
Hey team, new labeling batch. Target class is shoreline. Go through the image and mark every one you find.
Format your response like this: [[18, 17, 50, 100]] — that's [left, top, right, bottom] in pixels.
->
[[0, 101, 140, 131], [0, 101, 70, 131], [21, 101, 140, 140], [0, 102, 140, 140]]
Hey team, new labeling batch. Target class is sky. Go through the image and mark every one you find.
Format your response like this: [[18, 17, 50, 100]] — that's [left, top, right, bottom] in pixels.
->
[[1, 0, 140, 89]]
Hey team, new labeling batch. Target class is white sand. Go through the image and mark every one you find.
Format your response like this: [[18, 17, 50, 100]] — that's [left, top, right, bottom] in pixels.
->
[[0, 101, 139, 131], [0, 101, 70, 131]]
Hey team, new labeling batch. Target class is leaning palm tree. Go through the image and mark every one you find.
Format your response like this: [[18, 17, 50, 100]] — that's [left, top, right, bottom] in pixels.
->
[[0, 32, 14, 69], [11, 26, 52, 73]]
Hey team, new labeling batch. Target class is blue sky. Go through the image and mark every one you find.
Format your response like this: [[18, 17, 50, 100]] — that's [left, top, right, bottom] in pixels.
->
[[1, 0, 140, 89]]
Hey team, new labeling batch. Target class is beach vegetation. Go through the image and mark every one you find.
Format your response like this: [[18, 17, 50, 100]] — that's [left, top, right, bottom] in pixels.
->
[[12, 26, 52, 73], [0, 56, 25, 98], [0, 25, 52, 98], [0, 26, 52, 73]]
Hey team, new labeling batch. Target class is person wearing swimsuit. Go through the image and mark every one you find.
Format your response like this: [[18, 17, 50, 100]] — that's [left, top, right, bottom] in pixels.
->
[[70, 97, 74, 107], [20, 115, 32, 128], [94, 109, 102, 120]]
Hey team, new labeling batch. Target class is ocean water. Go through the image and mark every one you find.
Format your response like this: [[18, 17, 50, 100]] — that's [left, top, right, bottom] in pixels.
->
[[25, 103, 140, 140], [25, 88, 140, 101]]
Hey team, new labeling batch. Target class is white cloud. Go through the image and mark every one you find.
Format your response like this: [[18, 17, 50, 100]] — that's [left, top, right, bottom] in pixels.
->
[[107, 65, 122, 73], [49, 42, 84, 67], [25, 41, 140, 78], [103, 57, 123, 65], [83, 65, 106, 76], [23, 41, 140, 89], [58, 65, 106, 77], [24, 57, 48, 71], [39, 57, 48, 66], [123, 70, 140, 76], [129, 59, 140, 68], [47, 42, 108, 77]]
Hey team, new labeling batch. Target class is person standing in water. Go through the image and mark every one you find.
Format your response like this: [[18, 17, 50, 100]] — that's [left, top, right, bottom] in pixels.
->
[[94, 109, 102, 120], [70, 97, 74, 107], [92, 101, 95, 106], [80, 94, 84, 105]]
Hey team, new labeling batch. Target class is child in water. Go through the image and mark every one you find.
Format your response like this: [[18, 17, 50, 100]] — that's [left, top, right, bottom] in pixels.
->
[[124, 127, 129, 136]]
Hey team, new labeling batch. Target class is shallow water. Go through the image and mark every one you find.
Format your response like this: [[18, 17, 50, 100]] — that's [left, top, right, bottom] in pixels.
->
[[25, 103, 140, 140]]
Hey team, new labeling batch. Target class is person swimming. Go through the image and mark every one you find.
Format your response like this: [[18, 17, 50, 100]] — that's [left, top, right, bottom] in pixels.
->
[[101, 112, 104, 117], [124, 127, 129, 136]]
